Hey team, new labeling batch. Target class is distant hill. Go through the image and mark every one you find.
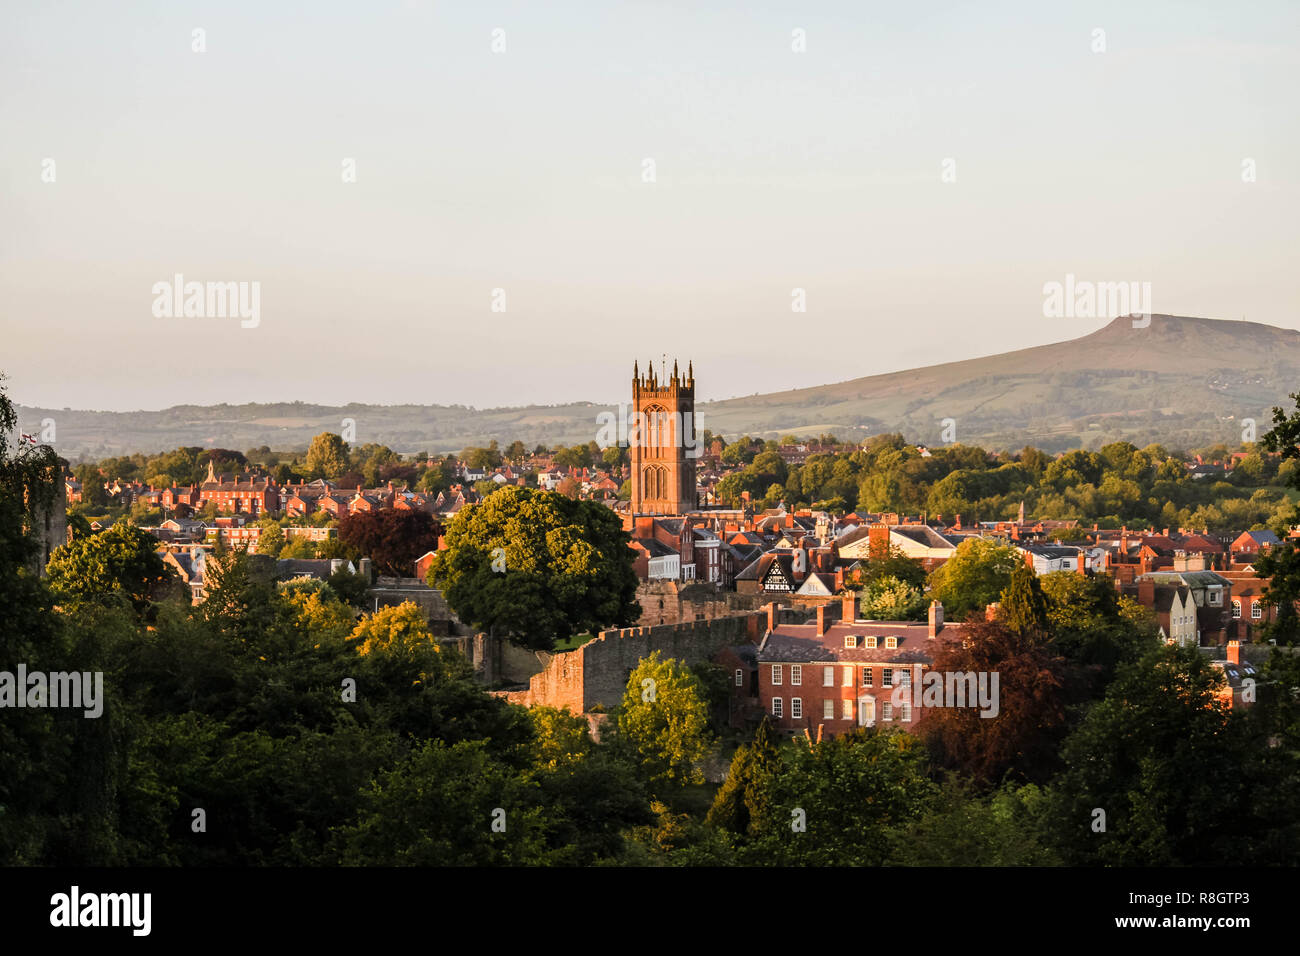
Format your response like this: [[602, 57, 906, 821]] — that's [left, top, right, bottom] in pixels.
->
[[18, 315, 1300, 460]]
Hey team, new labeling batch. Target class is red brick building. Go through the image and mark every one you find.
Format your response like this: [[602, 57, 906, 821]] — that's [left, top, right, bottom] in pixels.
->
[[744, 594, 968, 738]]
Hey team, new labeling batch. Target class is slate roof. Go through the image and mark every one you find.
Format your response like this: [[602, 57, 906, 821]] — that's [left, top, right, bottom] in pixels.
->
[[756, 620, 962, 664], [634, 537, 678, 558]]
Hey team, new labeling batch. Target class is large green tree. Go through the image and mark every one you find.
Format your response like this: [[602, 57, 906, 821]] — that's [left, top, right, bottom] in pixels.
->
[[614, 651, 715, 790], [426, 485, 638, 651], [926, 538, 1022, 620], [46, 522, 178, 614], [305, 432, 350, 480]]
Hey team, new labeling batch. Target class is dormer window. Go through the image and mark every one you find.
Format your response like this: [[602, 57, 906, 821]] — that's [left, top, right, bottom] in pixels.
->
[[885, 637, 898, 649], [844, 635, 858, 649], [865, 636, 878, 649]]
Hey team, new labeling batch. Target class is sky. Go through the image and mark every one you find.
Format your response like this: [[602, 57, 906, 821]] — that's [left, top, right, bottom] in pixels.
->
[[2, 0, 1297, 412]]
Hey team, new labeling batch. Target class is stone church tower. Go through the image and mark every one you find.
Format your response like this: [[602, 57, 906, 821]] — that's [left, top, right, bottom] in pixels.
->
[[631, 358, 697, 515]]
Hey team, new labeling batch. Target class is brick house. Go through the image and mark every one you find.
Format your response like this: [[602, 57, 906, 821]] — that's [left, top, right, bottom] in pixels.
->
[[748, 594, 966, 738], [199, 461, 278, 515]]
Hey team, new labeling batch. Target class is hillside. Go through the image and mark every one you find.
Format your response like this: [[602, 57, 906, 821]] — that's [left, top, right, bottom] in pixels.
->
[[17, 315, 1300, 459]]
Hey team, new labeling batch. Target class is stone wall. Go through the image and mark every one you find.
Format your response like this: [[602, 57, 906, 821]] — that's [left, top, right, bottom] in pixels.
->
[[504, 603, 807, 713], [634, 580, 789, 626], [368, 577, 462, 636]]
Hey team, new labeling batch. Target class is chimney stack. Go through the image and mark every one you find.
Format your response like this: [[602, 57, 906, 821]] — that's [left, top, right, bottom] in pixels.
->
[[1077, 548, 1087, 576], [766, 602, 778, 634], [985, 602, 1000, 622], [1227, 640, 1241, 666], [928, 600, 944, 638], [816, 603, 831, 636], [1138, 577, 1155, 607], [842, 590, 857, 624]]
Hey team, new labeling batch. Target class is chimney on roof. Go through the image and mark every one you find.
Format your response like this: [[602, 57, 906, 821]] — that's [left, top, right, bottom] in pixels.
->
[[1137, 576, 1155, 607], [766, 602, 778, 633], [842, 589, 857, 624], [816, 603, 831, 636], [1227, 640, 1241, 666], [928, 600, 944, 638], [1077, 548, 1088, 576]]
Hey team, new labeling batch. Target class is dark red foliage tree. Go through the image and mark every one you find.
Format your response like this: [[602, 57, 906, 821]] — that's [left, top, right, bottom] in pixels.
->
[[338, 510, 440, 577]]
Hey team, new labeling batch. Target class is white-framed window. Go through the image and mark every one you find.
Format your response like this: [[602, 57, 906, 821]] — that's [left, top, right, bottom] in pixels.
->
[[772, 664, 783, 685], [842, 698, 853, 720], [862, 667, 873, 687], [791, 664, 802, 685], [860, 697, 875, 724], [1252, 602, 1263, 620], [898, 668, 911, 686], [901, 702, 912, 722], [882, 702, 893, 720], [885, 636, 897, 649], [865, 636, 878, 648], [882, 668, 893, 687], [1208, 589, 1222, 606], [791, 698, 802, 719], [772, 697, 783, 717], [823, 698, 834, 719], [842, 665, 854, 687], [735, 668, 743, 686], [1232, 600, 1241, 619], [823, 666, 834, 687], [844, 635, 857, 649]]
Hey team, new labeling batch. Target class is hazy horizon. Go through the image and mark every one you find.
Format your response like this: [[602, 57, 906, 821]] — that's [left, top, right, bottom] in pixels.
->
[[4, 1, 1298, 413]]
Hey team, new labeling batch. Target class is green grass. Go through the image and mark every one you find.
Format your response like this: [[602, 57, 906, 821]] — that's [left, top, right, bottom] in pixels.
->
[[552, 632, 596, 652]]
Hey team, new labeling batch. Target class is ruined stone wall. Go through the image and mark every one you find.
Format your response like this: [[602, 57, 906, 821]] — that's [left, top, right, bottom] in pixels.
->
[[634, 580, 790, 626], [368, 578, 462, 636], [504, 603, 808, 713]]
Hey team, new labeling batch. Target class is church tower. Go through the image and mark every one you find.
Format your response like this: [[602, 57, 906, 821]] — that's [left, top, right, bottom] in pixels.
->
[[631, 358, 697, 515]]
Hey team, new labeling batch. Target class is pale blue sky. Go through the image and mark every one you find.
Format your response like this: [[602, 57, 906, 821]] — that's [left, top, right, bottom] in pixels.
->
[[2, 0, 1297, 411]]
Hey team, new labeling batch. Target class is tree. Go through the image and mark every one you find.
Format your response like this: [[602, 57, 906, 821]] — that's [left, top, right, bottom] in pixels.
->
[[859, 575, 927, 621], [254, 517, 284, 557], [348, 602, 437, 660], [1046, 643, 1254, 865], [745, 727, 936, 866], [707, 716, 781, 839], [920, 619, 1067, 785], [46, 522, 179, 614], [1038, 571, 1158, 696], [1253, 390, 1300, 644], [337, 739, 551, 865], [926, 538, 1022, 620], [849, 543, 926, 590], [337, 510, 438, 577], [426, 486, 639, 651], [305, 432, 349, 480], [614, 651, 715, 790], [888, 778, 1059, 866], [997, 563, 1048, 638]]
